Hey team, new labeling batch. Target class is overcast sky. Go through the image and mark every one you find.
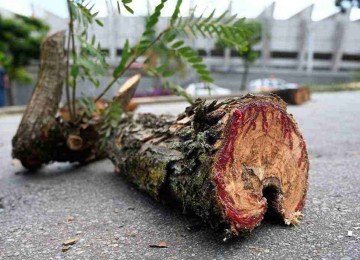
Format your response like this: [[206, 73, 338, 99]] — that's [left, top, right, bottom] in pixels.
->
[[1, 0, 360, 21]]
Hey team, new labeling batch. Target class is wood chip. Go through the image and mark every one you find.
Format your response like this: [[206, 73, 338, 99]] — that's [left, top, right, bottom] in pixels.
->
[[62, 245, 71, 252], [66, 135, 83, 151], [11, 159, 21, 166], [62, 237, 78, 246], [65, 216, 75, 223], [150, 241, 167, 248]]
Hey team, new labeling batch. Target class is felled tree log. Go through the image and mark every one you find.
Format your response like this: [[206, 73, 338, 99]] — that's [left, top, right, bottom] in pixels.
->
[[108, 94, 309, 237], [271, 87, 311, 105], [12, 31, 140, 170]]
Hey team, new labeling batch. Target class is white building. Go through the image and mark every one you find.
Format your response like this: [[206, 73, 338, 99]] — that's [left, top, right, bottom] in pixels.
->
[[79, 3, 360, 73], [2, 3, 360, 74]]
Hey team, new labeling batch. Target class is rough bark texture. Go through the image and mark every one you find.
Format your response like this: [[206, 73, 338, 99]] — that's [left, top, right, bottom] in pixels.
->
[[108, 94, 309, 237], [12, 31, 67, 170]]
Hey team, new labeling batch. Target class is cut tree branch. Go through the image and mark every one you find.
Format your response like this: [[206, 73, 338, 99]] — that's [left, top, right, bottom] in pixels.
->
[[108, 94, 309, 238]]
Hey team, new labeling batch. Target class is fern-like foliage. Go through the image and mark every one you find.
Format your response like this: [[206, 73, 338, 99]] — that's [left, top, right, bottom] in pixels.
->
[[66, 0, 108, 121], [117, 0, 134, 14], [107, 0, 252, 104], [99, 102, 123, 148], [68, 0, 103, 29], [64, 0, 252, 139]]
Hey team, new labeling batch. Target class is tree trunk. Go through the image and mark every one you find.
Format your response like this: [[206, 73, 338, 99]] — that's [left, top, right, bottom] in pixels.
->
[[108, 94, 309, 237], [241, 61, 250, 91], [6, 80, 15, 106]]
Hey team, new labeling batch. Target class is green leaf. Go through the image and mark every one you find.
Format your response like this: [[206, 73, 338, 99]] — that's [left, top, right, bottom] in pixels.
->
[[202, 9, 215, 24], [170, 0, 182, 25], [79, 97, 97, 118], [162, 69, 176, 77], [163, 31, 177, 42], [188, 57, 202, 63], [69, 2, 78, 20], [95, 19, 103, 26], [123, 4, 134, 14], [192, 64, 207, 70], [171, 40, 184, 49], [70, 64, 79, 78], [99, 101, 123, 148], [113, 40, 130, 77], [214, 10, 228, 23], [143, 29, 155, 37], [178, 46, 192, 55], [144, 0, 166, 30], [224, 14, 237, 24], [200, 75, 214, 82]]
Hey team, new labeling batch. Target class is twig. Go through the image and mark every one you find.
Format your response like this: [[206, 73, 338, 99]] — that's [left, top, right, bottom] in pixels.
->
[[94, 30, 167, 102]]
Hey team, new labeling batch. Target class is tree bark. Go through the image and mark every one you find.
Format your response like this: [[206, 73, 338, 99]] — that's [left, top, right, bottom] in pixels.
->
[[6, 80, 15, 106], [240, 60, 250, 91], [12, 31, 67, 170], [108, 94, 309, 237]]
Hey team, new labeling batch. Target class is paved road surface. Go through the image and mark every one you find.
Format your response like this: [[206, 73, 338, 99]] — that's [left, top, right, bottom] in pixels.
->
[[1, 92, 360, 259]]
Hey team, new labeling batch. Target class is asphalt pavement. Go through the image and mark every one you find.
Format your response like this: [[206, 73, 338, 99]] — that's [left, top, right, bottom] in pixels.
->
[[0, 91, 360, 260]]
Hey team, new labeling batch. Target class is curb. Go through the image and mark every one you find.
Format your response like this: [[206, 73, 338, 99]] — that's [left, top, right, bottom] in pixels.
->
[[0, 92, 247, 117], [0, 106, 26, 116]]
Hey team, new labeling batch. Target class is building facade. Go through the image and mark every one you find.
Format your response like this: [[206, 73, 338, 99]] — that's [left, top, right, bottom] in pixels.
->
[[2, 3, 360, 75]]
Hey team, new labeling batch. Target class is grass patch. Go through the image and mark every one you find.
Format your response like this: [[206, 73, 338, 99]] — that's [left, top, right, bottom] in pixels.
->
[[308, 82, 360, 93]]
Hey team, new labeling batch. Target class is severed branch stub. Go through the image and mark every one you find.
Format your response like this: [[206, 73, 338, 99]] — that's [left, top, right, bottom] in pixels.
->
[[108, 94, 309, 238], [12, 31, 140, 170]]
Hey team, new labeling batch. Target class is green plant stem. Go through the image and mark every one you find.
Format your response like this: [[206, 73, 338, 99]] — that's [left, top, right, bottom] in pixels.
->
[[70, 29, 77, 120], [65, 0, 75, 121], [94, 30, 167, 102], [68, 4, 78, 120]]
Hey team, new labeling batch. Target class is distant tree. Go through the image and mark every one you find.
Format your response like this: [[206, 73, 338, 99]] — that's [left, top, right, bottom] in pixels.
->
[[217, 20, 262, 91], [335, 0, 360, 11], [142, 16, 187, 88], [0, 14, 49, 105]]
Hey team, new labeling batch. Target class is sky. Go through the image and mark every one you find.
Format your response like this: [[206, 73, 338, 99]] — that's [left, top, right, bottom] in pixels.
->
[[0, 0, 360, 21]]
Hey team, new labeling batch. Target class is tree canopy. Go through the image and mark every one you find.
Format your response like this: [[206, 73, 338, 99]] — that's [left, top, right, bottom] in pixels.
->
[[335, 0, 360, 11], [216, 20, 262, 90]]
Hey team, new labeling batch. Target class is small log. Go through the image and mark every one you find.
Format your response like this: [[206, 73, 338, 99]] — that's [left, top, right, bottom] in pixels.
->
[[271, 87, 311, 105], [108, 94, 309, 237]]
